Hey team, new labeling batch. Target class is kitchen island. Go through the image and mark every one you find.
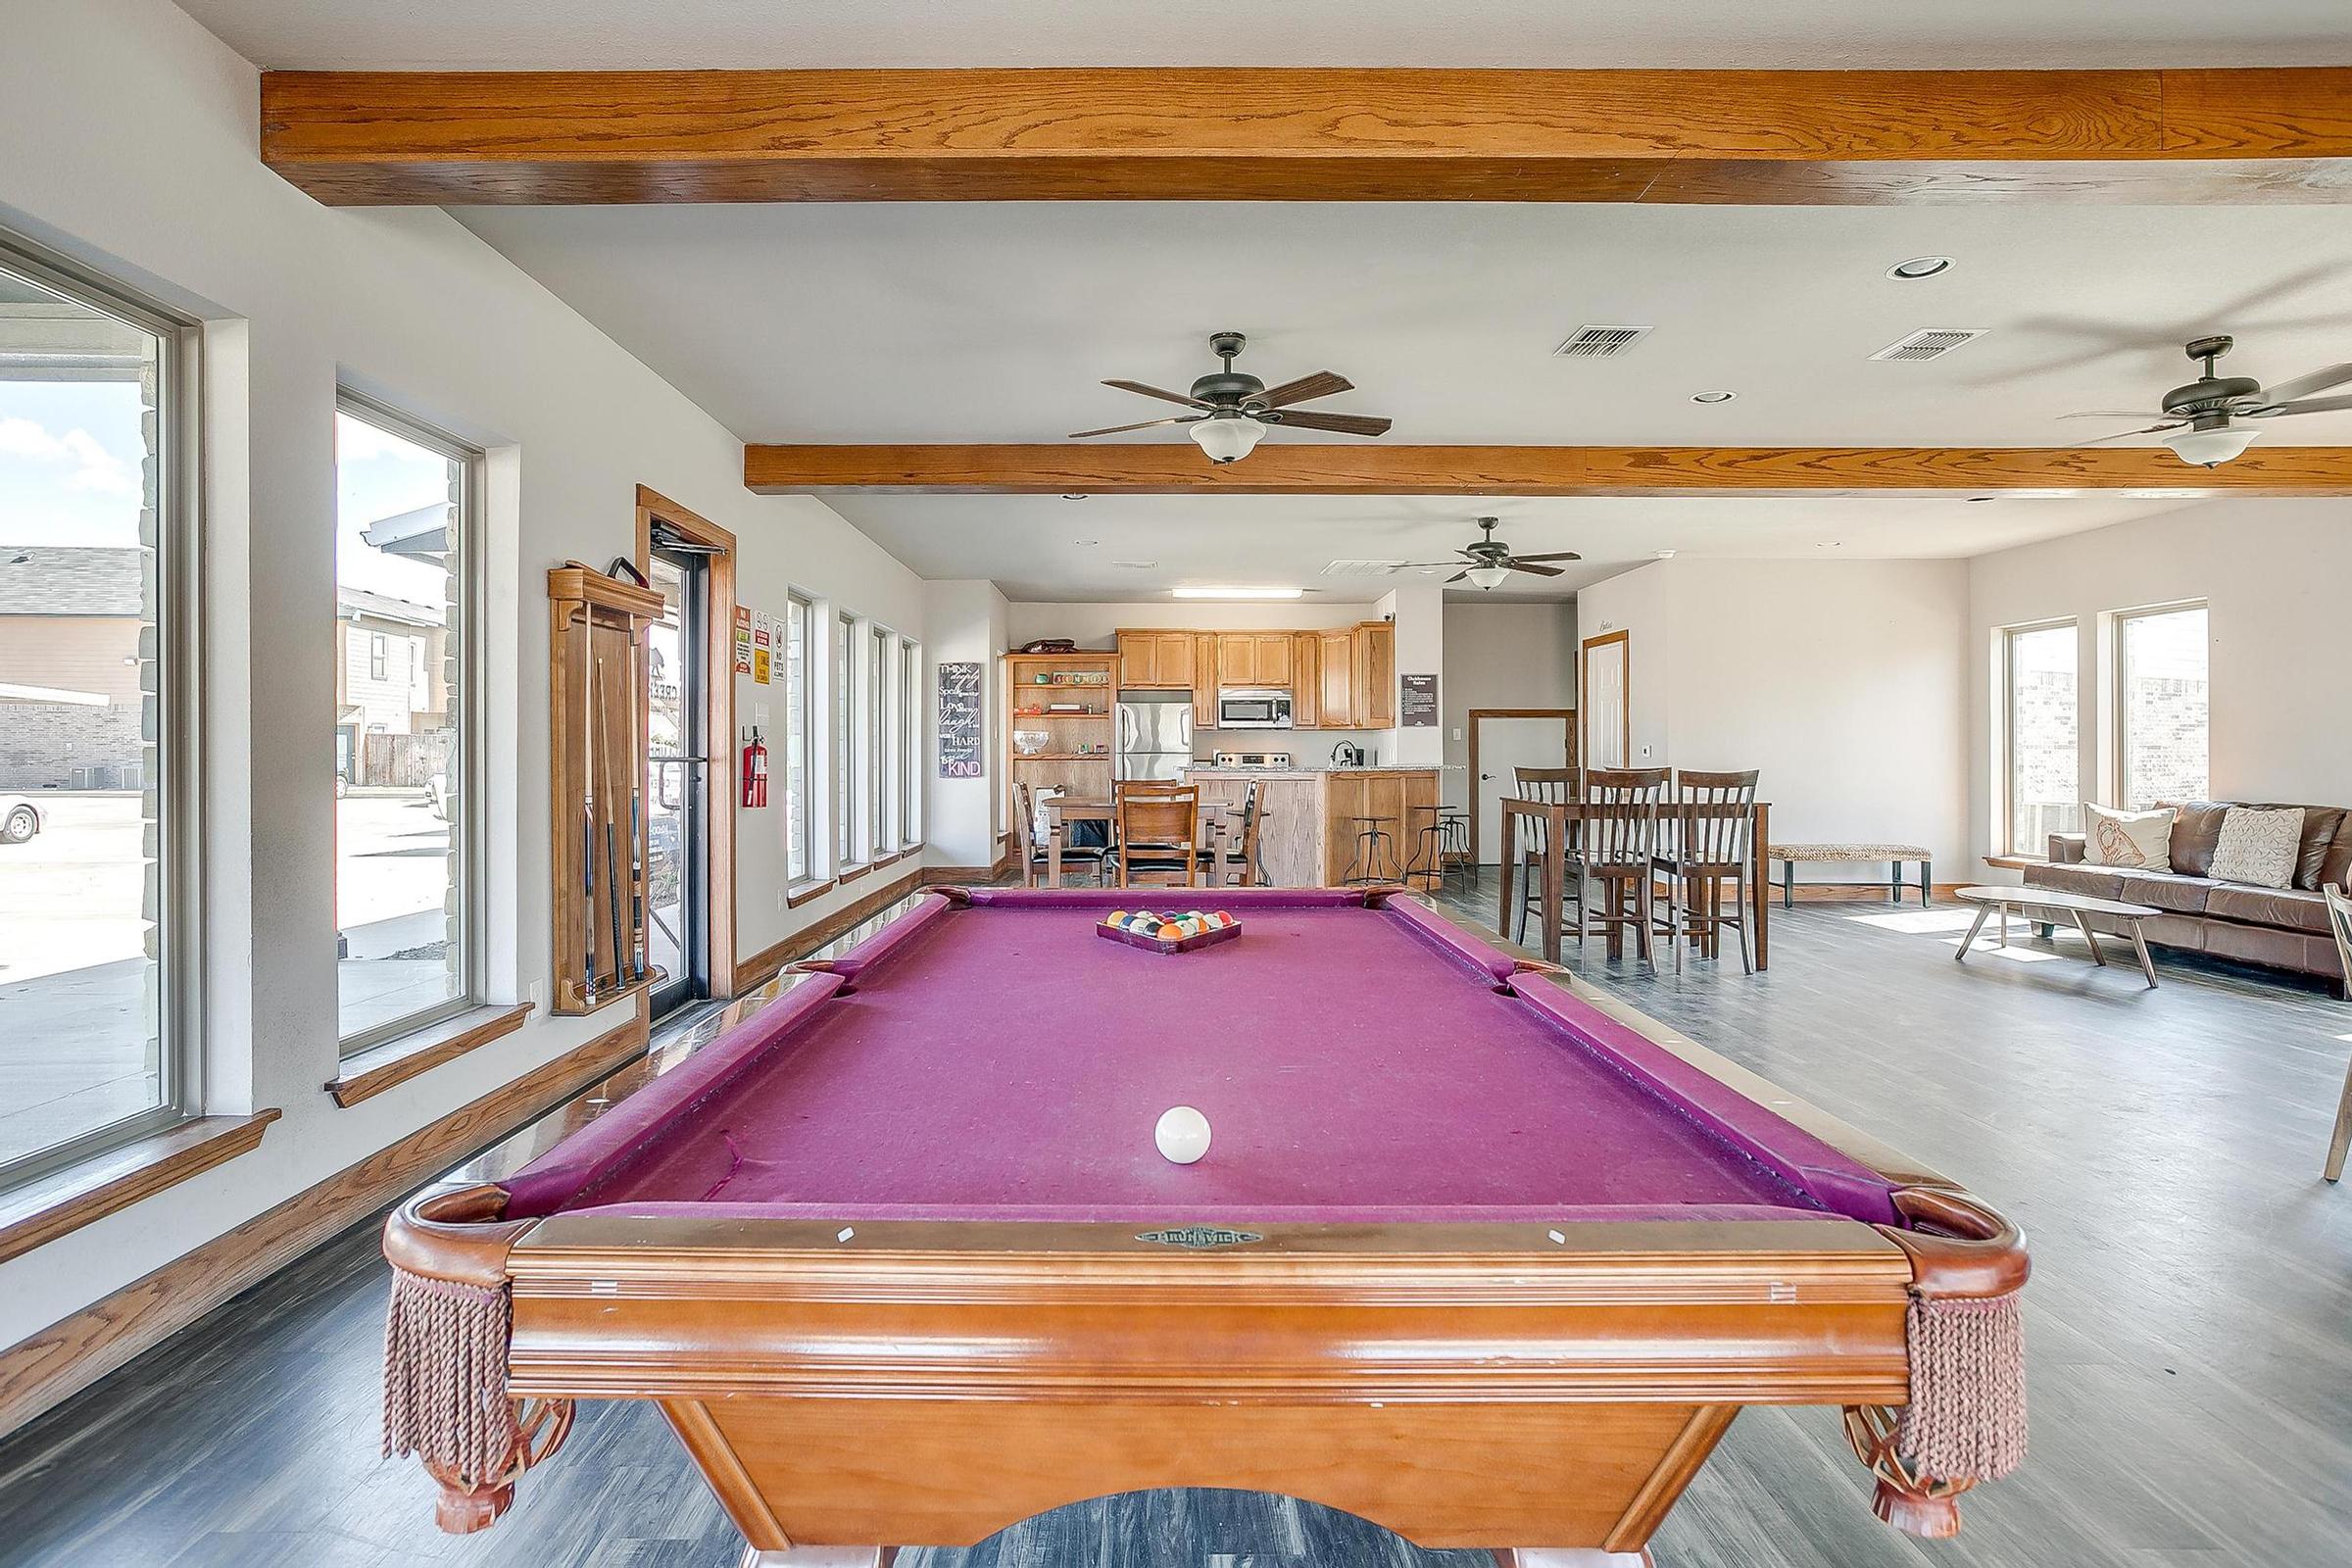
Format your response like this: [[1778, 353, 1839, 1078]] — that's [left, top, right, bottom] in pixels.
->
[[1185, 765, 1440, 886]]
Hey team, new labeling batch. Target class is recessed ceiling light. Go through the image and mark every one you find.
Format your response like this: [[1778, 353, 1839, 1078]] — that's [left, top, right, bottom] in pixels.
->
[[1112, 560, 1157, 569], [1060, 493, 1090, 501], [1966, 495, 1997, 504], [1888, 256, 1954, 280], [1172, 586, 1304, 600], [1815, 541, 1843, 549], [1073, 539, 1099, 547], [1690, 390, 1737, 404], [1653, 549, 1678, 560]]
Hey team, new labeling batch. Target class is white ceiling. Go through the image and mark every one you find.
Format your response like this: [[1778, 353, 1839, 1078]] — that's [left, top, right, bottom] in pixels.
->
[[831, 494, 2187, 603], [182, 0, 2352, 70], [440, 200, 2352, 594]]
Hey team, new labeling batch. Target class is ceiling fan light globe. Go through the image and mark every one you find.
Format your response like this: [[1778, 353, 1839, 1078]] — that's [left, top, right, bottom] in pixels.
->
[[1465, 564, 1513, 591], [1190, 414, 1266, 465], [2162, 424, 2259, 467]]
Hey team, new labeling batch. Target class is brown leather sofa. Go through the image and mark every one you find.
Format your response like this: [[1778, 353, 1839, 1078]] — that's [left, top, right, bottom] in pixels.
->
[[2027, 801, 2350, 985]]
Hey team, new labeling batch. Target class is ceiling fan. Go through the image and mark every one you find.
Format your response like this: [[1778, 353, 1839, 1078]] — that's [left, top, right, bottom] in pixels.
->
[[2067, 335, 2352, 466], [1394, 517, 1582, 590], [1069, 331, 1393, 465]]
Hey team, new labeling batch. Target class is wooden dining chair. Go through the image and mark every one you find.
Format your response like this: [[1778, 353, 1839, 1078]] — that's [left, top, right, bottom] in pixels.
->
[[1512, 765, 1582, 947], [1573, 767, 1669, 972], [2325, 886, 2352, 1182], [1653, 768, 1760, 974], [1204, 779, 1263, 887], [1013, 780, 1102, 888], [1108, 781, 1201, 889]]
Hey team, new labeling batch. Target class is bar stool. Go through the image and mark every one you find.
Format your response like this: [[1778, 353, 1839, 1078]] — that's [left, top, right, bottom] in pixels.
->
[[1436, 807, 1470, 875], [1342, 814, 1400, 885], [1402, 804, 1448, 892]]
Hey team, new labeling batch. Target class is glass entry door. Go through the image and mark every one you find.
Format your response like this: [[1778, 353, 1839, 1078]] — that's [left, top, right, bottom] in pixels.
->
[[646, 547, 709, 1017]]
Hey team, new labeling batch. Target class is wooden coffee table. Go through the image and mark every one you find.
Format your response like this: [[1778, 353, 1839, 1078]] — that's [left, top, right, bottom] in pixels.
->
[[1953, 885, 2161, 988]]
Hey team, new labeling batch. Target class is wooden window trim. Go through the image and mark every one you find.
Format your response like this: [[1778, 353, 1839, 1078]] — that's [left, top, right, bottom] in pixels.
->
[[323, 1002, 535, 1108], [838, 859, 874, 885], [785, 877, 836, 908], [0, 1111, 283, 1266]]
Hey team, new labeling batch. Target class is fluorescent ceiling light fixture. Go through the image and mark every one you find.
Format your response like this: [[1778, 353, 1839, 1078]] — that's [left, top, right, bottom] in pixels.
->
[[1887, 256, 1954, 279], [1190, 414, 1267, 465], [2163, 424, 2259, 467], [1172, 586, 1303, 600], [1464, 565, 1513, 590]]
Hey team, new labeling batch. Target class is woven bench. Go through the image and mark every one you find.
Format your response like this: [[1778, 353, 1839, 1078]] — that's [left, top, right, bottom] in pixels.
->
[[1768, 842, 1932, 908]]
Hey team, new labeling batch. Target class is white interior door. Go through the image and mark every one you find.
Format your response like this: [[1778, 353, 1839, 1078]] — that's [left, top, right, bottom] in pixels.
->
[[1583, 636, 1628, 769], [1476, 716, 1571, 864]]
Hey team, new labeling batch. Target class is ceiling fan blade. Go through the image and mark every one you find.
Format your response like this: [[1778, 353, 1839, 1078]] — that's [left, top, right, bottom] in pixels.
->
[[2060, 410, 2171, 420], [1445, 570, 1470, 584], [2076, 422, 2185, 446], [1103, 379, 1213, 410], [2246, 392, 2352, 418], [1067, 416, 1202, 439], [1505, 561, 1566, 577], [2256, 362, 2352, 404], [1510, 551, 1585, 563], [1270, 410, 1394, 437], [1255, 370, 1352, 409]]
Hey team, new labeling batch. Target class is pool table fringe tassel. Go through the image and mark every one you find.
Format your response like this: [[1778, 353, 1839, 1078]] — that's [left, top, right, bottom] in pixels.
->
[[381, 1266, 518, 1489], [1898, 1288, 2028, 1484]]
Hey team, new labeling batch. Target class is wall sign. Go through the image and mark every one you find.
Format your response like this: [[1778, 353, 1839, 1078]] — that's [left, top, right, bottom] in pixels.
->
[[1400, 672, 1440, 727], [733, 605, 754, 675], [938, 661, 984, 778]]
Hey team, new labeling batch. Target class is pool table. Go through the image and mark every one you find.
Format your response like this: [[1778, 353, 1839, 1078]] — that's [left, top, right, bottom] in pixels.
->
[[383, 887, 2027, 1566]]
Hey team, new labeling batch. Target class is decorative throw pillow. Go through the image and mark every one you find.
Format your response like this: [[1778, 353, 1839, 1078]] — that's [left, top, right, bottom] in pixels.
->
[[2208, 806, 2305, 890], [2082, 804, 2175, 870]]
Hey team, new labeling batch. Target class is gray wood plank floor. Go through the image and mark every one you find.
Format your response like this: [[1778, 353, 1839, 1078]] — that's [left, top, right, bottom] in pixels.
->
[[1, 875, 2347, 1567]]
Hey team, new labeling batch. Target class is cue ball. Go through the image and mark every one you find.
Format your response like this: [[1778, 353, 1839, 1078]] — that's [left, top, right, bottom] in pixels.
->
[[1154, 1105, 1211, 1165]]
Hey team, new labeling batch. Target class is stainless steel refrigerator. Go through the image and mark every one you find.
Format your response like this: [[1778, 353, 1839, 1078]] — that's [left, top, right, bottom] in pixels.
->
[[1115, 692, 1195, 782]]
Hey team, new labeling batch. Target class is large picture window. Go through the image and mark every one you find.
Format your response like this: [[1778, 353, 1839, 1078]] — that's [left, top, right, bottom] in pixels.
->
[[0, 234, 196, 1184], [334, 394, 478, 1051], [868, 625, 889, 859], [2116, 603, 2209, 809], [785, 593, 811, 883], [2002, 621, 2081, 857], [834, 610, 856, 868], [900, 636, 921, 846]]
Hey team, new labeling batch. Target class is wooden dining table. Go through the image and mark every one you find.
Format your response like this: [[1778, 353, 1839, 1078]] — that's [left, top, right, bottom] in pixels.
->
[[1496, 796, 1774, 970], [1042, 797, 1233, 888]]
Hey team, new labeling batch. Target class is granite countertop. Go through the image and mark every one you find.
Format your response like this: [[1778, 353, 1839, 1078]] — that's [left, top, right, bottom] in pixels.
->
[[1183, 764, 1438, 777]]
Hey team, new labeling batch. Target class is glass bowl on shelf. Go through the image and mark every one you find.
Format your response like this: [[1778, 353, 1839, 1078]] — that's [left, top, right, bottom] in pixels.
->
[[1012, 730, 1053, 758]]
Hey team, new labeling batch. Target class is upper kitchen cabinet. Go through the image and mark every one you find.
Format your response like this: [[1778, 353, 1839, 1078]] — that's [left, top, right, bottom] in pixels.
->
[[1316, 628, 1354, 725], [1215, 632, 1295, 688], [1116, 630, 1196, 689], [1352, 621, 1396, 727], [1291, 632, 1321, 727], [1191, 632, 1219, 727]]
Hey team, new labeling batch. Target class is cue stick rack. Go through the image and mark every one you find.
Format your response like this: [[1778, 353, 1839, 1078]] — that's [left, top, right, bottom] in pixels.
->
[[549, 563, 667, 1014]]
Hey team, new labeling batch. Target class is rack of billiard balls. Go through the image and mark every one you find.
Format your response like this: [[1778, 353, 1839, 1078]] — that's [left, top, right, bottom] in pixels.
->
[[1096, 908, 1243, 955]]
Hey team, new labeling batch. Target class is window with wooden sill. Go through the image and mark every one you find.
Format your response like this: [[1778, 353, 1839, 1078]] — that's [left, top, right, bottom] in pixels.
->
[[323, 1002, 535, 1108]]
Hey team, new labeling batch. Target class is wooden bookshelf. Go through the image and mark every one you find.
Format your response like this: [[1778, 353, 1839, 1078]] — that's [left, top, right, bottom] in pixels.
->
[[1004, 652, 1117, 828]]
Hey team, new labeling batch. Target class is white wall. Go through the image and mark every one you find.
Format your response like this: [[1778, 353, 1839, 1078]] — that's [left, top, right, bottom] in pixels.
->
[[1577, 557, 1972, 883], [0, 0, 925, 1350], [921, 579, 1010, 868], [1966, 499, 2352, 868], [1440, 599, 1578, 789], [1376, 582, 1445, 767]]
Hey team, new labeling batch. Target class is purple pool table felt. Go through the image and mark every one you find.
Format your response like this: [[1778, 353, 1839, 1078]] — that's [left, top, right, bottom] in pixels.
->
[[507, 889, 1898, 1227]]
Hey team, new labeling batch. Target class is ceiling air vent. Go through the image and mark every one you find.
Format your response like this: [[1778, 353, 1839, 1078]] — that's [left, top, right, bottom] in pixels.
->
[[1870, 328, 1986, 363], [1553, 325, 1652, 359], [1323, 560, 1407, 578]]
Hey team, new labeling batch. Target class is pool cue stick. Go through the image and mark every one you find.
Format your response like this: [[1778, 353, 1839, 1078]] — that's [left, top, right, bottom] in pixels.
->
[[625, 657, 645, 980], [581, 646, 600, 998], [596, 655, 626, 989]]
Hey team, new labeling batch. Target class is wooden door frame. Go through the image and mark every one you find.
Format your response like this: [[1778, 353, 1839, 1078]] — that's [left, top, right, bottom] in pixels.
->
[[1467, 708, 1576, 869], [634, 485, 737, 999], [1580, 630, 1631, 771]]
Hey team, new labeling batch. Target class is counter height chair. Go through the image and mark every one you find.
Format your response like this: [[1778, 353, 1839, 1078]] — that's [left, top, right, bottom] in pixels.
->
[[1574, 767, 1669, 973], [2326, 886, 2352, 1182], [1653, 768, 1760, 974], [1108, 781, 1202, 889], [1511, 766, 1582, 947]]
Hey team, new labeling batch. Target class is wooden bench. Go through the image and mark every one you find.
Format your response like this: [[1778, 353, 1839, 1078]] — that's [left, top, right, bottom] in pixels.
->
[[1768, 842, 1932, 908]]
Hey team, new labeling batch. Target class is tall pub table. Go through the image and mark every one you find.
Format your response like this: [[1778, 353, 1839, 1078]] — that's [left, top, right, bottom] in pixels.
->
[[1498, 796, 1773, 970]]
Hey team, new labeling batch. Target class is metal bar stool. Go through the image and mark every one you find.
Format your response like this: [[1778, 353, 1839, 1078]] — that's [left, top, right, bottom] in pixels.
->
[[1342, 814, 1400, 885], [1402, 804, 1448, 892]]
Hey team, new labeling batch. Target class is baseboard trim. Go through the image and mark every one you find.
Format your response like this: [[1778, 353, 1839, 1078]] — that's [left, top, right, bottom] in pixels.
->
[[0, 1011, 649, 1439]]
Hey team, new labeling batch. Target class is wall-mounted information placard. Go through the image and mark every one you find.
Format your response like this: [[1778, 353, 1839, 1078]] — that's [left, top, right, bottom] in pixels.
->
[[1400, 672, 1439, 727]]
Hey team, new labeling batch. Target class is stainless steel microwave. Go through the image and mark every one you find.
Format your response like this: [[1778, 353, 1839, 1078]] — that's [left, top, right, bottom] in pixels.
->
[[1216, 688, 1295, 729]]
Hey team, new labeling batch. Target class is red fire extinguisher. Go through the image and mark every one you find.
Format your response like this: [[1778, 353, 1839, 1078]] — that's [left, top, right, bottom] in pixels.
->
[[742, 728, 768, 808]]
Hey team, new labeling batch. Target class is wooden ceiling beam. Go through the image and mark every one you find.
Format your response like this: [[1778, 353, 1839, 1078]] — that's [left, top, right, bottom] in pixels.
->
[[742, 444, 2352, 498], [260, 68, 2352, 206]]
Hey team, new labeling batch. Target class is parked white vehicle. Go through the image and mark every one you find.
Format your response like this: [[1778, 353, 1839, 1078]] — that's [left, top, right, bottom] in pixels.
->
[[0, 796, 43, 845]]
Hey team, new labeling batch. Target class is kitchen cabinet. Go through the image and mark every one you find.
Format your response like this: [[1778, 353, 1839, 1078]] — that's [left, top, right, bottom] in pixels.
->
[[1319, 768, 1437, 885], [1317, 628, 1354, 725], [1351, 620, 1396, 728], [1185, 766, 1438, 888], [1215, 632, 1294, 689], [1115, 630, 1194, 689], [1290, 632, 1321, 727], [1191, 632, 1219, 727]]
